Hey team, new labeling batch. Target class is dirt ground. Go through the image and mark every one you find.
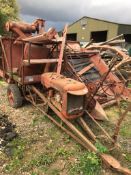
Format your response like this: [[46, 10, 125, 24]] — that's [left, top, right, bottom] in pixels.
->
[[0, 81, 131, 175]]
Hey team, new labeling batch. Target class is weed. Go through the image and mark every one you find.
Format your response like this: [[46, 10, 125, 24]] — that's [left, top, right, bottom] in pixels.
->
[[120, 123, 131, 137], [124, 153, 131, 169], [32, 118, 40, 126], [69, 151, 101, 175], [0, 78, 3, 84], [5, 159, 21, 172], [55, 147, 73, 159], [47, 168, 61, 175], [120, 100, 129, 109], [125, 153, 131, 162], [128, 83, 131, 88], [25, 147, 74, 173], [30, 153, 55, 167], [31, 173, 39, 175], [4, 138, 27, 173], [32, 114, 50, 126], [48, 125, 61, 140], [95, 141, 109, 153], [0, 78, 7, 86]]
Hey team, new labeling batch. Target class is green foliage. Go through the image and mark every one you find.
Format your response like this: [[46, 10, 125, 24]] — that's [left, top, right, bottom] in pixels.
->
[[125, 153, 131, 162], [95, 141, 109, 153], [120, 100, 129, 109], [55, 147, 74, 159], [128, 83, 131, 88], [120, 123, 131, 137], [31, 173, 38, 175], [4, 138, 27, 173], [0, 0, 19, 34], [70, 152, 101, 175], [0, 78, 4, 85], [30, 153, 55, 167]]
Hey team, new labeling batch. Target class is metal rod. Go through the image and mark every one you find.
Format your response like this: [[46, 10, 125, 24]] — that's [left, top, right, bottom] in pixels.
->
[[78, 117, 96, 141], [31, 86, 97, 152], [25, 96, 90, 150], [24, 86, 130, 174], [99, 34, 124, 46], [22, 41, 24, 84], [57, 24, 68, 74], [28, 42, 31, 65], [85, 110, 115, 143]]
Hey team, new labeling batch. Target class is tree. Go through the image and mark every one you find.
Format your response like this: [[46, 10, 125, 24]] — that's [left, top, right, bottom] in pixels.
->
[[0, 0, 19, 34]]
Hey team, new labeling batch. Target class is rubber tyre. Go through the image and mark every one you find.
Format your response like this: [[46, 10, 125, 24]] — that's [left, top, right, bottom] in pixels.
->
[[7, 84, 23, 108]]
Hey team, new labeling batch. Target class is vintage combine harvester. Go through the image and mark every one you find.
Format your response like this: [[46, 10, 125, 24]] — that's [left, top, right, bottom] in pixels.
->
[[0, 19, 131, 174]]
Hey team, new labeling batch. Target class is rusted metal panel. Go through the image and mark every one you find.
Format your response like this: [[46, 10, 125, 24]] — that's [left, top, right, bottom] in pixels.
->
[[41, 72, 87, 119]]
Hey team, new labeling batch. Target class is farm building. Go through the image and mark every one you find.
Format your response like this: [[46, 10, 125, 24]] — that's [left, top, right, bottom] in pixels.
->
[[67, 16, 131, 43]]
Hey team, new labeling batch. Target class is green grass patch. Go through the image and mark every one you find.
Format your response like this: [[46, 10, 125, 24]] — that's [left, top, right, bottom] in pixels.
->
[[4, 138, 27, 173], [55, 147, 74, 159], [22, 152, 57, 173], [30, 153, 55, 167], [69, 151, 101, 175], [120, 123, 131, 137], [0, 78, 5, 85], [31, 173, 39, 175], [95, 141, 109, 153], [120, 100, 130, 109], [125, 153, 131, 162], [128, 83, 131, 88]]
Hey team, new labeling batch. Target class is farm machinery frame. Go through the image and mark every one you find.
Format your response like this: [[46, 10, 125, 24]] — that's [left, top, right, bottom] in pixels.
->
[[0, 19, 131, 174]]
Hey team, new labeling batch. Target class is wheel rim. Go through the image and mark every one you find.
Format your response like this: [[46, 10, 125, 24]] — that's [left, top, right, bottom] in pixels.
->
[[7, 90, 15, 106]]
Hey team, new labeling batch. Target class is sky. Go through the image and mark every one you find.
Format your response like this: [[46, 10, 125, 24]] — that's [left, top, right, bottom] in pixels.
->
[[17, 0, 131, 30]]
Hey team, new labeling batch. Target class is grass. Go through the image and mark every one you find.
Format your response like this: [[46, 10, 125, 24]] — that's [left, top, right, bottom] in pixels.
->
[[20, 153, 56, 173], [120, 122, 131, 137], [21, 146, 75, 173], [0, 78, 6, 86], [125, 153, 131, 162], [47, 168, 61, 175], [128, 83, 131, 88], [55, 147, 74, 159], [0, 81, 130, 175], [69, 151, 101, 175], [120, 100, 130, 109], [95, 141, 109, 153], [4, 138, 27, 173], [30, 153, 55, 168], [2, 104, 131, 174], [31, 173, 39, 175]]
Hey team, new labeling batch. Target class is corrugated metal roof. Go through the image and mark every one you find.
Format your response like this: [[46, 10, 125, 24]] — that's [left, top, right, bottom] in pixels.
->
[[68, 16, 131, 28]]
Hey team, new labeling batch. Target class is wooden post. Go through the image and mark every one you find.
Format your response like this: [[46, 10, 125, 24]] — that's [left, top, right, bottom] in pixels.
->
[[57, 25, 68, 74]]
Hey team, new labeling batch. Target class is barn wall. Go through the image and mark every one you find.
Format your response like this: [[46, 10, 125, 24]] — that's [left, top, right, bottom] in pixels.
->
[[67, 17, 119, 42]]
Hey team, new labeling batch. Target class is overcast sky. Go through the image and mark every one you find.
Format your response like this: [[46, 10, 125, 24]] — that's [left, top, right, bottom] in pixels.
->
[[18, 0, 131, 30]]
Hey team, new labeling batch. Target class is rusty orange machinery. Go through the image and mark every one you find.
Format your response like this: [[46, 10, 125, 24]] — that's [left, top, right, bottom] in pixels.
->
[[0, 20, 108, 121], [0, 19, 88, 120], [86, 45, 131, 79], [88, 50, 131, 101], [5, 19, 45, 37], [41, 72, 88, 119], [0, 19, 131, 174], [0, 19, 59, 85], [64, 42, 131, 105]]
